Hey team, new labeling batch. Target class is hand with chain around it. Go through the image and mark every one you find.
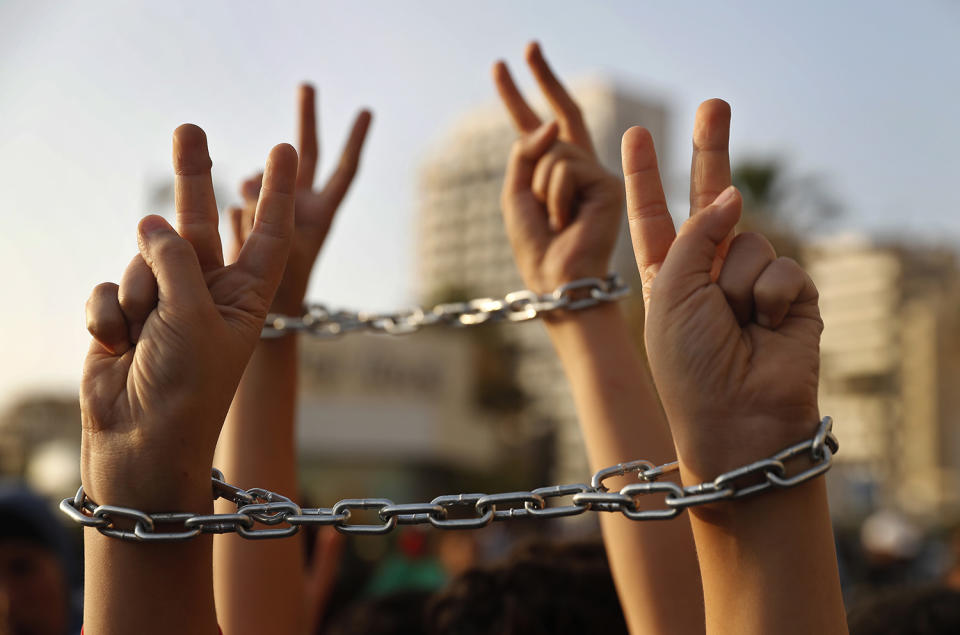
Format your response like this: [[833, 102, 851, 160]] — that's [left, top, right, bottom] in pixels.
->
[[494, 42, 703, 635], [81, 125, 299, 635], [623, 106, 847, 633], [214, 85, 372, 635]]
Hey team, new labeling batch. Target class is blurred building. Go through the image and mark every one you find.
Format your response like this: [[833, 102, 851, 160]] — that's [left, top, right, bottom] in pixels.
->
[[297, 330, 497, 469], [416, 79, 668, 483], [295, 329, 548, 506], [807, 236, 960, 523]]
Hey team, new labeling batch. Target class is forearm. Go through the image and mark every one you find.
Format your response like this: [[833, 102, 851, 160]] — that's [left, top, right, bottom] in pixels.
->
[[213, 335, 306, 635], [685, 472, 847, 635], [83, 488, 218, 635], [545, 303, 704, 635]]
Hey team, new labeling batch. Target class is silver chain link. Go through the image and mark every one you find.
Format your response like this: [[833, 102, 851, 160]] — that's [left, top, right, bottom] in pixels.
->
[[261, 273, 630, 339], [60, 417, 838, 542]]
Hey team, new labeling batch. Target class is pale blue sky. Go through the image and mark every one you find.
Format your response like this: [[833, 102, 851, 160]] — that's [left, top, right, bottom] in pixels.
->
[[1, 0, 958, 409]]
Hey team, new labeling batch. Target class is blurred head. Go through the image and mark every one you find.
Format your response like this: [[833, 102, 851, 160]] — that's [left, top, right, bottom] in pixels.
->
[[325, 589, 432, 635], [0, 482, 77, 635], [425, 539, 627, 635], [847, 586, 960, 635]]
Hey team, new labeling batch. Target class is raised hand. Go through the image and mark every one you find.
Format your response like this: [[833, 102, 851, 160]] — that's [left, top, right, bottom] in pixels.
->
[[80, 125, 298, 635], [495, 42, 623, 294], [494, 43, 705, 635], [228, 84, 371, 314], [213, 85, 371, 635], [81, 125, 298, 510], [623, 104, 846, 635], [622, 103, 822, 481]]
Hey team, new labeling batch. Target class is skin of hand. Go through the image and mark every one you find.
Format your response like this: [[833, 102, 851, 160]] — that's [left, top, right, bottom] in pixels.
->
[[495, 42, 705, 635], [213, 84, 371, 635], [81, 124, 298, 635], [623, 106, 847, 634], [228, 84, 372, 315], [494, 43, 623, 294], [82, 125, 298, 509], [622, 110, 822, 482]]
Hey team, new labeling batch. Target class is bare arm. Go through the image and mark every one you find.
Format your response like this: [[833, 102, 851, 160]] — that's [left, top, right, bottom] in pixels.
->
[[213, 335, 305, 634], [493, 42, 703, 635], [212, 84, 371, 635], [622, 115, 848, 634], [80, 127, 298, 634], [544, 304, 704, 635]]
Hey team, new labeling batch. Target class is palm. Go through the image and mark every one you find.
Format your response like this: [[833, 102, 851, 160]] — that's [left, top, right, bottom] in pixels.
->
[[83, 265, 268, 449], [658, 284, 820, 424], [80, 129, 297, 507]]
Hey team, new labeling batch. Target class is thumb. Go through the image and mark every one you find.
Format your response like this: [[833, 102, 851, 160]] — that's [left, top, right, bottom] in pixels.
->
[[136, 215, 211, 309], [655, 186, 741, 296]]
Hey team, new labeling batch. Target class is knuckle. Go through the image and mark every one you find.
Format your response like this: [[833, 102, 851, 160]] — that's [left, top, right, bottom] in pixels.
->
[[152, 234, 192, 261], [775, 256, 802, 272], [86, 284, 123, 334], [553, 159, 572, 179], [628, 200, 669, 222], [731, 232, 776, 258]]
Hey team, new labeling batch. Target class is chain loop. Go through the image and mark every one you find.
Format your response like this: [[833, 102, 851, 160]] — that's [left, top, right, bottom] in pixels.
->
[[61, 418, 837, 541], [261, 273, 629, 338]]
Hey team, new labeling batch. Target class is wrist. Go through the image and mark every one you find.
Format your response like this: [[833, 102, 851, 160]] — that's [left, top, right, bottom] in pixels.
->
[[669, 414, 834, 521], [81, 444, 214, 513], [668, 411, 822, 483]]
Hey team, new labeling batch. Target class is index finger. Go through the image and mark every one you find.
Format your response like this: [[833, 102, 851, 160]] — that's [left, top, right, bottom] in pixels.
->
[[492, 61, 541, 133], [322, 109, 372, 210], [622, 126, 674, 301], [297, 83, 319, 190], [235, 144, 299, 294], [524, 42, 594, 154]]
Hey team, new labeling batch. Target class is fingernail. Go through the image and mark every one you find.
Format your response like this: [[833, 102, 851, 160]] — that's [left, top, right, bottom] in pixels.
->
[[140, 216, 167, 236], [713, 185, 737, 208], [756, 313, 772, 329]]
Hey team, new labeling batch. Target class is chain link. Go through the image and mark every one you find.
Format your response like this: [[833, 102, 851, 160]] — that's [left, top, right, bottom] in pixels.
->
[[260, 273, 630, 339], [60, 418, 838, 542]]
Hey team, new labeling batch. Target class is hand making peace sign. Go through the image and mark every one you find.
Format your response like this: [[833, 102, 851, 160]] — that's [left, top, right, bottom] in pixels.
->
[[623, 103, 823, 481], [495, 42, 624, 295], [228, 84, 372, 315]]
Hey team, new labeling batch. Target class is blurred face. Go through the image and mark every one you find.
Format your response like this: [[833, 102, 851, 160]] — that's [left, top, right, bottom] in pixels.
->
[[0, 540, 68, 635]]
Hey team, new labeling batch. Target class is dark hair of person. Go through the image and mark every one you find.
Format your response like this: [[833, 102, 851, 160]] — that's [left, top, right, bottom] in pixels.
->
[[847, 585, 960, 635], [425, 538, 628, 635], [324, 589, 433, 635]]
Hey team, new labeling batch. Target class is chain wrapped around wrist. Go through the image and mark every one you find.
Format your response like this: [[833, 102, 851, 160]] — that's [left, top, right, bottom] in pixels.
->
[[260, 273, 630, 339], [60, 417, 837, 542]]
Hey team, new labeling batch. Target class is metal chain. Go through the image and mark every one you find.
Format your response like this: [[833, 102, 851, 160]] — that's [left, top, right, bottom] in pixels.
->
[[261, 273, 630, 339], [60, 417, 837, 542]]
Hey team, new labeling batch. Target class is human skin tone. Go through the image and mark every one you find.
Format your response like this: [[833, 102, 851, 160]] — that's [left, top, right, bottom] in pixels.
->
[[81, 124, 298, 635], [622, 111, 848, 634], [213, 84, 371, 635], [494, 42, 704, 635]]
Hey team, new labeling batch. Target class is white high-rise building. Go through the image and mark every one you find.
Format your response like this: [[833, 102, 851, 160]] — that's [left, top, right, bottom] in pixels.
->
[[417, 79, 669, 483]]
